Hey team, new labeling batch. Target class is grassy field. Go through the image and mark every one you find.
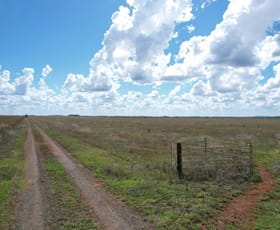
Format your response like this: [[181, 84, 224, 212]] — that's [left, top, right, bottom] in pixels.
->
[[33, 116, 280, 229], [0, 117, 26, 229], [0, 116, 23, 124]]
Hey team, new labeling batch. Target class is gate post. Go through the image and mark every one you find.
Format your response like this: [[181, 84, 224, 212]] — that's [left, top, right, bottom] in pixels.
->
[[177, 143, 183, 179]]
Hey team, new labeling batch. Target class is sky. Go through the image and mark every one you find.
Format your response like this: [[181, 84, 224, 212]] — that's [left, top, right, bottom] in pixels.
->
[[0, 0, 280, 116]]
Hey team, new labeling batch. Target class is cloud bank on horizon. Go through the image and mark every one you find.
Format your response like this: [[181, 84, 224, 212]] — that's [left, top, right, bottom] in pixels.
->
[[1, 0, 280, 116]]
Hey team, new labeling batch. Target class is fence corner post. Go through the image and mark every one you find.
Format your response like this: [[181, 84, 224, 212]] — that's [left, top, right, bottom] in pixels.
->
[[177, 143, 183, 179]]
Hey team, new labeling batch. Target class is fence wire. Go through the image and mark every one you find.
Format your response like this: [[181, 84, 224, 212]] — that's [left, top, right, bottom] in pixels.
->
[[170, 138, 254, 182]]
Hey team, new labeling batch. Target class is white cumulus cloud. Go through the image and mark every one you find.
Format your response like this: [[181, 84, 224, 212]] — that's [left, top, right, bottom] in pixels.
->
[[0, 67, 34, 95], [0, 70, 15, 95], [3, 0, 280, 116], [63, 0, 193, 93], [201, 0, 217, 9], [41, 64, 53, 78]]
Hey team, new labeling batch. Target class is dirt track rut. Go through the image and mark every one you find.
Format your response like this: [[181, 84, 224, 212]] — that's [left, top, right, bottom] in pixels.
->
[[216, 164, 275, 229], [16, 123, 44, 230], [37, 126, 151, 230]]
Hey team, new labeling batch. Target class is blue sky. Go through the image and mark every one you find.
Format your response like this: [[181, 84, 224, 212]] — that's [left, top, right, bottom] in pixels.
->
[[0, 0, 280, 116]]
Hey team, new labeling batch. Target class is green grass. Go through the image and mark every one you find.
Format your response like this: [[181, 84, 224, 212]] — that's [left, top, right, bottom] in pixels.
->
[[43, 159, 97, 230], [34, 116, 280, 229], [33, 129, 97, 230], [0, 124, 25, 229], [219, 140, 280, 230], [254, 142, 280, 230], [255, 180, 280, 230], [39, 125, 250, 229]]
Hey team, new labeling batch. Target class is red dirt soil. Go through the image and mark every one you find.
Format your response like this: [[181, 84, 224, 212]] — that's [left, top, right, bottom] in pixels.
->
[[215, 164, 276, 229]]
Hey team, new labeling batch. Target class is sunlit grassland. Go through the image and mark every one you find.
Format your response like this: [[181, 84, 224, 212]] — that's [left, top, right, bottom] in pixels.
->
[[0, 116, 23, 125], [36, 126, 246, 229], [0, 120, 26, 229], [34, 116, 280, 229], [254, 138, 280, 229]]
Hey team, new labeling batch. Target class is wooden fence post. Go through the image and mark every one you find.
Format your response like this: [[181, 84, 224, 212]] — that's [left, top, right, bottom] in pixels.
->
[[170, 141, 173, 169], [249, 142, 253, 178], [204, 137, 207, 154], [177, 143, 183, 179]]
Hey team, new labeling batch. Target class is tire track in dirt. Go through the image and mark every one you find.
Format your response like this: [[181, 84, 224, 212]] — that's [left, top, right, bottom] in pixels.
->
[[215, 164, 275, 229], [15, 122, 44, 230], [36, 125, 152, 230]]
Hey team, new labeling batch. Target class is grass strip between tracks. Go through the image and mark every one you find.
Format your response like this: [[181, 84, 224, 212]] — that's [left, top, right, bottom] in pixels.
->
[[34, 128, 98, 230]]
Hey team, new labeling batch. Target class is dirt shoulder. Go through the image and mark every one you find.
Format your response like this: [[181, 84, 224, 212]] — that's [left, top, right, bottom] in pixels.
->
[[15, 123, 45, 229], [37, 126, 152, 230]]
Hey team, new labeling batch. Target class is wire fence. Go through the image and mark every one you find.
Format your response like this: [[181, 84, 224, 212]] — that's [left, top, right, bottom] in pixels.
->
[[0, 117, 25, 144], [170, 138, 254, 182]]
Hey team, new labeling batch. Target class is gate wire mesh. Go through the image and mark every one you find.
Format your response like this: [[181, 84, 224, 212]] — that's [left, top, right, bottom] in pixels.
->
[[170, 138, 254, 182]]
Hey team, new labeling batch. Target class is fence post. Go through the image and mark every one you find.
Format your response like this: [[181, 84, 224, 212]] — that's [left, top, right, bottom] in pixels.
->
[[249, 142, 253, 178], [170, 141, 173, 169], [177, 143, 183, 179], [204, 137, 207, 154]]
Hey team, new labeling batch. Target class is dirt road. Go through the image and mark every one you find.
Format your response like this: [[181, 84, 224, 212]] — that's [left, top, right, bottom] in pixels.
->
[[37, 126, 151, 230], [15, 123, 44, 229]]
